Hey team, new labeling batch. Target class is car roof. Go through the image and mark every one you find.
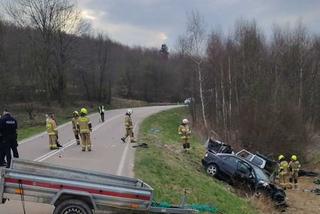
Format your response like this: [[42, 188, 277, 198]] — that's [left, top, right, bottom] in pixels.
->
[[216, 153, 255, 167]]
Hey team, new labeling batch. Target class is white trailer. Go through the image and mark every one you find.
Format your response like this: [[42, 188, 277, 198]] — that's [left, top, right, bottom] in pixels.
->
[[0, 159, 197, 214]]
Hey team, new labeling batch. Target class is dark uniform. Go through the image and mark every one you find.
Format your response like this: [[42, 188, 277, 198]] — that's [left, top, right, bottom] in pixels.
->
[[98, 105, 105, 122], [0, 112, 18, 168]]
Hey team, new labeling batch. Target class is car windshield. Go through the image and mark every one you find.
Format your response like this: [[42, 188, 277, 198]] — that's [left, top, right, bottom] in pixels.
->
[[252, 165, 269, 182]]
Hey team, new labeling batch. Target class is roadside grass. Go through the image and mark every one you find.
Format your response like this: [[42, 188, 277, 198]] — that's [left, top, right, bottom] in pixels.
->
[[17, 126, 45, 141], [135, 107, 258, 214]]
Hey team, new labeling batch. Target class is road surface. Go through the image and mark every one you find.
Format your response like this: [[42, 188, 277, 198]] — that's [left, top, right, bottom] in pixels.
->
[[0, 105, 179, 214]]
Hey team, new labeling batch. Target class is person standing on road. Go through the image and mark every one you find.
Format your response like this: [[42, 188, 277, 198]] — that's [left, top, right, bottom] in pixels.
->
[[278, 155, 289, 189], [0, 109, 18, 168], [121, 109, 136, 143], [178, 119, 191, 151], [289, 155, 301, 189], [98, 105, 105, 122], [46, 113, 59, 150], [72, 111, 80, 145], [77, 108, 92, 151]]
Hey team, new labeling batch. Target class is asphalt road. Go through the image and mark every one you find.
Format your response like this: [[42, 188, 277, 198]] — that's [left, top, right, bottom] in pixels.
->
[[0, 105, 180, 214]]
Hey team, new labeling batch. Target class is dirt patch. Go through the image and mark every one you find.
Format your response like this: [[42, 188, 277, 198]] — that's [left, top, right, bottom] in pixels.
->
[[284, 177, 320, 214]]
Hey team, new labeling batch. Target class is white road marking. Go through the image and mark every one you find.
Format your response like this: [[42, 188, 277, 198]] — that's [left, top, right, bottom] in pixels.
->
[[116, 124, 138, 176], [33, 114, 122, 162]]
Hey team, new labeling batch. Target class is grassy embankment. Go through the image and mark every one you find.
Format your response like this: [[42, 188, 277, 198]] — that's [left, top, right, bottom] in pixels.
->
[[135, 107, 258, 214], [14, 98, 147, 141]]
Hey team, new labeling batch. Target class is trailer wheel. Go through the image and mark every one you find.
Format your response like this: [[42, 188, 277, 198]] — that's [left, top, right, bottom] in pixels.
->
[[53, 199, 93, 214]]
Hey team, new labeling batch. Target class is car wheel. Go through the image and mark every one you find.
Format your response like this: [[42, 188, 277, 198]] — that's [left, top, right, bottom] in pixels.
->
[[206, 164, 219, 177]]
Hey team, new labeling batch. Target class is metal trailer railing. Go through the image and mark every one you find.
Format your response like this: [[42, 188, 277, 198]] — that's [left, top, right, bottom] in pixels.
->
[[0, 159, 197, 214]]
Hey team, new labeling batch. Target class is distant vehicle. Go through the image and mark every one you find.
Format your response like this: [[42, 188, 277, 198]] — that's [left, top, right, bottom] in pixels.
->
[[202, 152, 286, 205], [184, 98, 192, 105]]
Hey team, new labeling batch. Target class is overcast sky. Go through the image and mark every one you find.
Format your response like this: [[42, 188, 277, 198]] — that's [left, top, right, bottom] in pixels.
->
[[78, 0, 320, 49]]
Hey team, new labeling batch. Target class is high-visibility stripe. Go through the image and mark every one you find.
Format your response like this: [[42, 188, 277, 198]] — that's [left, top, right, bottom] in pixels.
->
[[5, 178, 151, 201]]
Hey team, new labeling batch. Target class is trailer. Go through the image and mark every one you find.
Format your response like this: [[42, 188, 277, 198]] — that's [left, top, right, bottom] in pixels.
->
[[0, 159, 197, 214]]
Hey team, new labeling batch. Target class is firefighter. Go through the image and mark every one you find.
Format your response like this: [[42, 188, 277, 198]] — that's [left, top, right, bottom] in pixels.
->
[[278, 155, 289, 189], [72, 111, 80, 145], [121, 109, 136, 143], [98, 105, 105, 122], [77, 108, 92, 151], [289, 155, 301, 189], [0, 110, 18, 168], [178, 119, 191, 151], [46, 113, 58, 150]]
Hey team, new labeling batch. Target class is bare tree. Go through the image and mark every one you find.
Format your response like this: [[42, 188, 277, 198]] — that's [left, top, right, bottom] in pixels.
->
[[5, 0, 86, 104], [180, 10, 208, 130], [96, 34, 110, 102]]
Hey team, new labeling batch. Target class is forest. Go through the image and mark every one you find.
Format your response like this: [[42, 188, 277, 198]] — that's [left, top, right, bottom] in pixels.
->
[[1, 0, 320, 158]]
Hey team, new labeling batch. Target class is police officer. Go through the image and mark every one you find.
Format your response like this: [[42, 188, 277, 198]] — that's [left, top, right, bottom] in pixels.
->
[[0, 109, 18, 168], [77, 108, 92, 151], [121, 109, 136, 143], [98, 105, 105, 122]]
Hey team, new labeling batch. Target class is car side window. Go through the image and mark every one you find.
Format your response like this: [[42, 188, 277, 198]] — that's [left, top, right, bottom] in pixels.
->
[[252, 156, 264, 167], [224, 156, 239, 168], [237, 162, 251, 174]]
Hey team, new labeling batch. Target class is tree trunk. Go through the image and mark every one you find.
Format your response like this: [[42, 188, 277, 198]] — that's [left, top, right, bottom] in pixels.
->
[[228, 56, 232, 141], [197, 61, 208, 130], [220, 63, 227, 140]]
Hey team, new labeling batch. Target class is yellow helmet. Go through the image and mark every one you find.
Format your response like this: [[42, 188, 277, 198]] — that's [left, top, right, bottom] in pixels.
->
[[291, 155, 297, 161], [80, 108, 88, 115], [278, 155, 285, 161]]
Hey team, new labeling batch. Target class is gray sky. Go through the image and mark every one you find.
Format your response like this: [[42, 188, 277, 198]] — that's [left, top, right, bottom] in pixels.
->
[[79, 0, 320, 49]]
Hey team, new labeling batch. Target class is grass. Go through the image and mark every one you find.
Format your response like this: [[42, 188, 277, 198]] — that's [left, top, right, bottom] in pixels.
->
[[135, 107, 258, 214], [17, 126, 45, 141]]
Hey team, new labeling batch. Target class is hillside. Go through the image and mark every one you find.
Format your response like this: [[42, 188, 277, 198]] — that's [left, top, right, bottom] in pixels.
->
[[134, 107, 258, 214]]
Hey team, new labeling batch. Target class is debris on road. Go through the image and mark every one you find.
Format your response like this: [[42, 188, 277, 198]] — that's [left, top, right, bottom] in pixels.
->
[[132, 143, 149, 148], [314, 178, 320, 185]]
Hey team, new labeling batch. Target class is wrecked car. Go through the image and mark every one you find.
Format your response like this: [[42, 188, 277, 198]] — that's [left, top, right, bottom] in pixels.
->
[[236, 149, 278, 177], [206, 138, 278, 177], [206, 138, 234, 154], [202, 152, 286, 205]]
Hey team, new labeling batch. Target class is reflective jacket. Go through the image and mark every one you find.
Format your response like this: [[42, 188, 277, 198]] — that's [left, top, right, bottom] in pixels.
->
[[78, 116, 92, 134], [278, 160, 289, 175], [289, 160, 301, 172], [46, 118, 57, 136], [178, 124, 191, 139], [72, 117, 79, 131], [99, 106, 105, 114], [124, 114, 133, 129]]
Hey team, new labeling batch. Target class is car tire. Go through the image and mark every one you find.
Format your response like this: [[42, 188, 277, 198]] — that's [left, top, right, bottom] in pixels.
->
[[206, 164, 219, 177]]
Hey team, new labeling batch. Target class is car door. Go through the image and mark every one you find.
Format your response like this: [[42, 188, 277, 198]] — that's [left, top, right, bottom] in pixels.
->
[[233, 161, 255, 190], [220, 156, 239, 177]]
